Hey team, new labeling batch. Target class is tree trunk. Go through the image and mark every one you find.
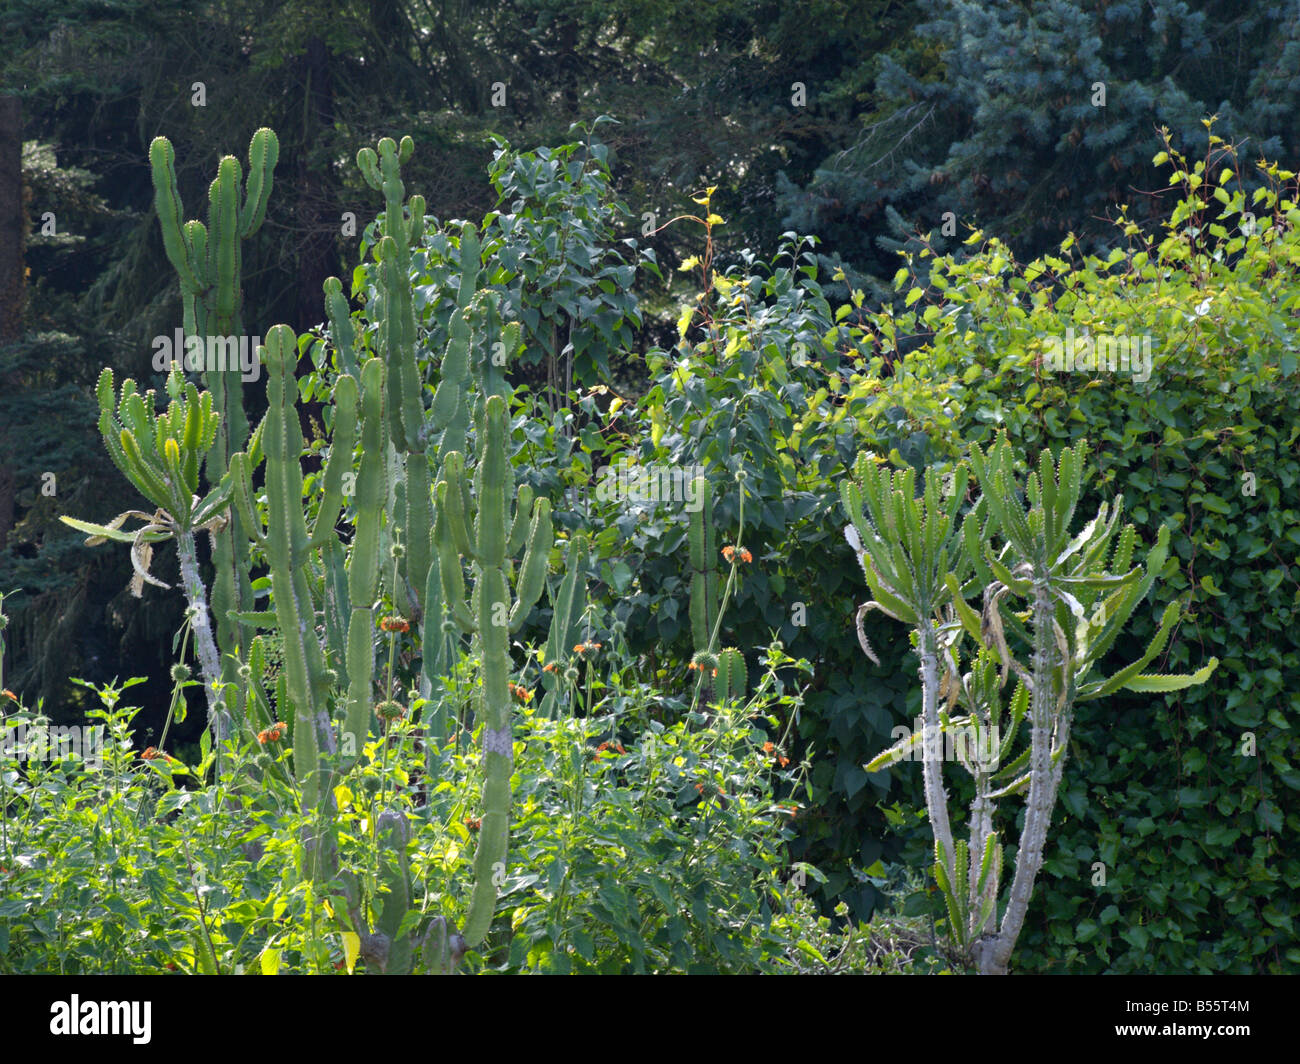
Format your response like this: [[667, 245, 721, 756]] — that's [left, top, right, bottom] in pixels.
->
[[0, 96, 25, 553]]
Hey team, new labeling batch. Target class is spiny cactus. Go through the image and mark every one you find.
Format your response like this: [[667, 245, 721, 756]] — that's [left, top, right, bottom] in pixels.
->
[[150, 129, 279, 731], [715, 647, 747, 701], [76, 126, 591, 973], [688, 474, 718, 654], [229, 327, 357, 830], [341, 357, 387, 768], [536, 535, 589, 719], [432, 393, 556, 948]]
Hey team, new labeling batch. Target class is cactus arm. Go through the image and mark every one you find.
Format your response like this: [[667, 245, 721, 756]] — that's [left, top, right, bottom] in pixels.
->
[[348, 359, 386, 609], [374, 809, 414, 974], [507, 483, 535, 555], [439, 452, 475, 559], [229, 451, 268, 548], [431, 309, 471, 439], [509, 498, 552, 633], [340, 357, 386, 766], [207, 157, 243, 338], [309, 373, 358, 550], [457, 223, 480, 309], [239, 128, 279, 238], [688, 475, 717, 651], [323, 276, 360, 378], [149, 137, 200, 292], [434, 482, 475, 633], [420, 554, 453, 745], [716, 647, 747, 701], [261, 326, 337, 817], [403, 456, 433, 607]]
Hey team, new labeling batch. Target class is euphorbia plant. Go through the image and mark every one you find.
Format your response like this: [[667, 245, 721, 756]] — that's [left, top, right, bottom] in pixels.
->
[[843, 433, 1217, 974], [60, 369, 234, 739]]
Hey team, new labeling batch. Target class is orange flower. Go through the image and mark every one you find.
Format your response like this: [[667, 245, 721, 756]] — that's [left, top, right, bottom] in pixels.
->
[[508, 683, 533, 703], [141, 747, 159, 760], [379, 616, 410, 633], [258, 722, 287, 745], [763, 741, 774, 753], [777, 755, 790, 768], [464, 816, 481, 831], [1, 689, 17, 702], [574, 642, 602, 657], [722, 545, 735, 562], [723, 545, 752, 564], [543, 662, 558, 674]]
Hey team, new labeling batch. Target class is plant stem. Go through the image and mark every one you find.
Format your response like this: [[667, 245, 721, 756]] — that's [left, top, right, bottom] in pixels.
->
[[978, 578, 1056, 975], [917, 619, 957, 898], [175, 528, 232, 742]]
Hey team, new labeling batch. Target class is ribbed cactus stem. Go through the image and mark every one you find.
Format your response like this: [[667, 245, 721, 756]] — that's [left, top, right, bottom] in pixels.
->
[[374, 808, 414, 974], [689, 475, 718, 652], [342, 357, 387, 763], [149, 128, 279, 740], [261, 326, 336, 826], [538, 535, 587, 718], [461, 395, 512, 946], [716, 647, 747, 701]]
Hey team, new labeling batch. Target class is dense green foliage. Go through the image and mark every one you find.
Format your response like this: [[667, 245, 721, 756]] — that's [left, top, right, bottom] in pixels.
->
[[1, 2, 1296, 975]]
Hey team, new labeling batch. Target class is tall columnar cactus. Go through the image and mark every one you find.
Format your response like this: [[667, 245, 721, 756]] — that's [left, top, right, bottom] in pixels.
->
[[433, 393, 555, 950], [844, 435, 1218, 974], [352, 137, 481, 623], [338, 356, 388, 767], [535, 535, 589, 719], [688, 474, 719, 655], [229, 328, 358, 832], [61, 368, 234, 737], [150, 129, 279, 725]]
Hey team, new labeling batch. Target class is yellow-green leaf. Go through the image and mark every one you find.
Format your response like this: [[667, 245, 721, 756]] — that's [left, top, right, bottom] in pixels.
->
[[342, 931, 360, 974]]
